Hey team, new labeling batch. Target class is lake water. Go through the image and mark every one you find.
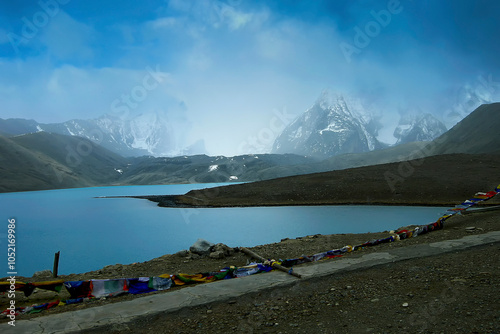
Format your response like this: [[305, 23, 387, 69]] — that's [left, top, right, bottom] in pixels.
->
[[0, 184, 449, 277]]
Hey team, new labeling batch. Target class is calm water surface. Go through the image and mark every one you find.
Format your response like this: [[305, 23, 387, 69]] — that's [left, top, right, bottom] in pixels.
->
[[0, 184, 449, 276]]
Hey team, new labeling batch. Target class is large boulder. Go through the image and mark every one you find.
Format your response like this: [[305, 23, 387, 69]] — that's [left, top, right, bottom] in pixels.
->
[[189, 239, 215, 256]]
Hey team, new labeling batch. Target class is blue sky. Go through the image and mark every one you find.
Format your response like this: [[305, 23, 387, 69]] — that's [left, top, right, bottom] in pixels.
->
[[1, 0, 499, 155]]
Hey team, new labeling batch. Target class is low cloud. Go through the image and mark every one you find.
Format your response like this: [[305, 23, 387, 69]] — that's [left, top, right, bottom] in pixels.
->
[[0, 0, 499, 156]]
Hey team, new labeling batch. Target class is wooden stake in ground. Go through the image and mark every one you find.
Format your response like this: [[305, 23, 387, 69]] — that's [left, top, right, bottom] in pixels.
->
[[53, 251, 60, 278], [239, 247, 301, 278]]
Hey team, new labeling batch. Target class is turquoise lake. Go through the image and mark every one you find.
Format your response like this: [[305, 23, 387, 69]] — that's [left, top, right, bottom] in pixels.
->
[[0, 184, 450, 277]]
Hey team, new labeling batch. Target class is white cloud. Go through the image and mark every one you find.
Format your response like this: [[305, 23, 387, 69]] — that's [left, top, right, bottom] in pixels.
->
[[165, 0, 260, 32], [148, 17, 178, 29], [0, 60, 177, 122]]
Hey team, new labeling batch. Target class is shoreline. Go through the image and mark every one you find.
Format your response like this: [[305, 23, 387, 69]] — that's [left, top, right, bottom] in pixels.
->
[[100, 195, 500, 209]]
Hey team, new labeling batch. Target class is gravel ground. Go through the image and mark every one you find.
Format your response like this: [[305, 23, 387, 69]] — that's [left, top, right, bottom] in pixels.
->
[[118, 242, 499, 334]]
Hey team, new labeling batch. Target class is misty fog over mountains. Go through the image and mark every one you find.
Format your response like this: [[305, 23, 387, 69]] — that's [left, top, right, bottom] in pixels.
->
[[1, 91, 451, 159]]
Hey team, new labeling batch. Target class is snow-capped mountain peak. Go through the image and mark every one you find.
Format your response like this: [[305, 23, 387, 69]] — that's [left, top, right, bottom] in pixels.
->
[[272, 92, 383, 159], [394, 112, 447, 144]]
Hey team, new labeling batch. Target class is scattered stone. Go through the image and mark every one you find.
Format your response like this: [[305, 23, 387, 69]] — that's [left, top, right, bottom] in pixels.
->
[[402, 302, 409, 307], [190, 239, 215, 255], [175, 250, 189, 257], [371, 298, 379, 302], [189, 253, 201, 260], [465, 227, 476, 232], [209, 251, 225, 259], [211, 243, 234, 257], [32, 269, 53, 278], [110, 323, 130, 332], [452, 278, 467, 283]]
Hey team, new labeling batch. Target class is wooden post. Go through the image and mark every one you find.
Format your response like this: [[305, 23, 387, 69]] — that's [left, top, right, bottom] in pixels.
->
[[239, 247, 301, 278], [53, 251, 60, 278]]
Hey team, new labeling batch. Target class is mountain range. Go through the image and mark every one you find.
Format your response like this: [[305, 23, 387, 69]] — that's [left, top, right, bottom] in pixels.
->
[[0, 130, 317, 192], [0, 111, 196, 157], [0, 102, 498, 193], [1, 92, 447, 160], [272, 92, 447, 159]]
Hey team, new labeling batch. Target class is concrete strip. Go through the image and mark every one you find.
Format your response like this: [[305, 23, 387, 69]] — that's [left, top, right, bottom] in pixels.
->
[[2, 231, 499, 334]]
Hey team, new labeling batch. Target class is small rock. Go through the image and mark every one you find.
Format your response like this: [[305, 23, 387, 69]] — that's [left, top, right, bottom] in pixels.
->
[[207, 310, 213, 314], [190, 238, 215, 255], [465, 227, 476, 232], [175, 250, 189, 257], [402, 302, 409, 307], [110, 323, 130, 332], [370, 298, 379, 302], [211, 243, 234, 256], [189, 253, 201, 260], [452, 278, 467, 283], [209, 251, 225, 259], [32, 270, 53, 278]]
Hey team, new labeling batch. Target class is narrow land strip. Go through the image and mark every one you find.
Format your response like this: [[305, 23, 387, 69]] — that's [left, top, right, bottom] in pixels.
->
[[136, 154, 500, 208]]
